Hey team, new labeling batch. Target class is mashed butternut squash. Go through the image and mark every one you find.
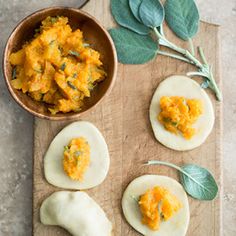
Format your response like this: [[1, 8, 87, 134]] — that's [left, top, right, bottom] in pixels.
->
[[158, 96, 203, 139], [9, 16, 106, 114], [63, 137, 90, 181], [139, 186, 182, 230]]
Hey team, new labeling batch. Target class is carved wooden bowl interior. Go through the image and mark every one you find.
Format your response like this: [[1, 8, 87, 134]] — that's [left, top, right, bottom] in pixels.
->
[[3, 7, 117, 120]]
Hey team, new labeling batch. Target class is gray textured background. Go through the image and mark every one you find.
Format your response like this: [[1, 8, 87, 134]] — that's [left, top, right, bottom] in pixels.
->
[[0, 0, 235, 235]]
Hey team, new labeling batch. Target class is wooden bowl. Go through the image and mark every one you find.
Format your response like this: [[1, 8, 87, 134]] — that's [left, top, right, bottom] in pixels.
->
[[2, 7, 117, 121]]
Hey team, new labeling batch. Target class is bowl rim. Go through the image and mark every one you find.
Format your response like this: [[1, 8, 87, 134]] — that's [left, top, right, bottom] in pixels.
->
[[2, 6, 118, 121]]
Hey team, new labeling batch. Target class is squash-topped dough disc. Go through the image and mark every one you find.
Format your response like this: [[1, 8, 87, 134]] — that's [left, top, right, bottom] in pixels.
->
[[40, 191, 112, 236], [44, 121, 110, 189], [122, 175, 190, 236], [149, 75, 214, 151]]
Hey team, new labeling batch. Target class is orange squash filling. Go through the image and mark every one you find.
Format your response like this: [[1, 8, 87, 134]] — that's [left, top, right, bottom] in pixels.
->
[[139, 186, 182, 230], [158, 96, 203, 139], [63, 137, 90, 181], [9, 16, 106, 114]]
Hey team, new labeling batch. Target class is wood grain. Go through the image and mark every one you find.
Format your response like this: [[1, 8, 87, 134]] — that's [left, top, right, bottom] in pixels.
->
[[33, 0, 222, 235]]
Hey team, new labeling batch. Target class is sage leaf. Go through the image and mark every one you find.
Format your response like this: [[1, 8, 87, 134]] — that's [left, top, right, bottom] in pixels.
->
[[164, 0, 199, 40], [111, 0, 150, 35], [139, 0, 165, 28], [145, 160, 218, 201], [129, 0, 143, 22], [180, 164, 218, 200], [109, 28, 158, 64]]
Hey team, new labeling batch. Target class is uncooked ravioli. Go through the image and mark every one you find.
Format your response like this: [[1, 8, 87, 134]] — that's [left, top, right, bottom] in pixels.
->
[[122, 175, 190, 236], [40, 191, 112, 236], [149, 75, 214, 151], [44, 121, 110, 189]]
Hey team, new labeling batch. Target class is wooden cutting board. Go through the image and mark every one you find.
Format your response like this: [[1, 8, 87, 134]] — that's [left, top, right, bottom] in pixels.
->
[[33, 0, 222, 235]]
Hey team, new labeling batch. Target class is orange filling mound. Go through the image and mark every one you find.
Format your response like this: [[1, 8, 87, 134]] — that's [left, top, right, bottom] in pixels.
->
[[63, 137, 90, 181], [158, 96, 203, 139], [139, 186, 182, 231], [9, 16, 106, 114]]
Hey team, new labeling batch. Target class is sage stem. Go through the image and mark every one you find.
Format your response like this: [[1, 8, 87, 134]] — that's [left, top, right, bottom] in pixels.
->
[[144, 160, 182, 172], [145, 160, 213, 193], [209, 66, 222, 101], [189, 39, 195, 56], [153, 27, 202, 68], [153, 27, 222, 101], [198, 47, 208, 65], [157, 50, 192, 63]]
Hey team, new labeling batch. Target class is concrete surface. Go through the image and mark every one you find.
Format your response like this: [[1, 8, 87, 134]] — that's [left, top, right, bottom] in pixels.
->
[[0, 0, 235, 235]]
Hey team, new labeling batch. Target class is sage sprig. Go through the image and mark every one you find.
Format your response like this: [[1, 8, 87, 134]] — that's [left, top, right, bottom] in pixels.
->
[[145, 160, 218, 201], [109, 0, 222, 101]]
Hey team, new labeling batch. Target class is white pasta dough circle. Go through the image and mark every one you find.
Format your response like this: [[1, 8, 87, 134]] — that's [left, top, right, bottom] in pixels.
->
[[122, 175, 190, 236], [149, 75, 214, 151], [44, 121, 110, 189]]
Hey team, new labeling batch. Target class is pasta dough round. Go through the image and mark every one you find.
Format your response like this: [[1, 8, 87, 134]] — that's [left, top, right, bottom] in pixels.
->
[[44, 121, 110, 189], [122, 175, 190, 236], [149, 75, 214, 151]]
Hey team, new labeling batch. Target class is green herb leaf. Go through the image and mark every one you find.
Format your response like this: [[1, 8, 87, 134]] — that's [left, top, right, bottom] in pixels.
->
[[73, 73, 78, 78], [64, 146, 69, 151], [50, 16, 59, 24], [130, 195, 139, 203], [145, 160, 218, 201], [35, 28, 41, 34], [88, 83, 97, 91], [34, 68, 43, 73], [49, 40, 55, 46], [157, 200, 164, 219], [109, 28, 158, 64], [164, 0, 199, 40], [111, 0, 150, 35], [171, 121, 178, 127], [83, 43, 90, 47], [69, 50, 80, 57], [163, 117, 178, 126], [139, 0, 165, 28], [163, 117, 171, 123], [129, 0, 143, 22], [67, 81, 77, 90], [58, 45, 63, 53], [60, 63, 66, 71], [12, 67, 17, 80], [180, 164, 218, 200]]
